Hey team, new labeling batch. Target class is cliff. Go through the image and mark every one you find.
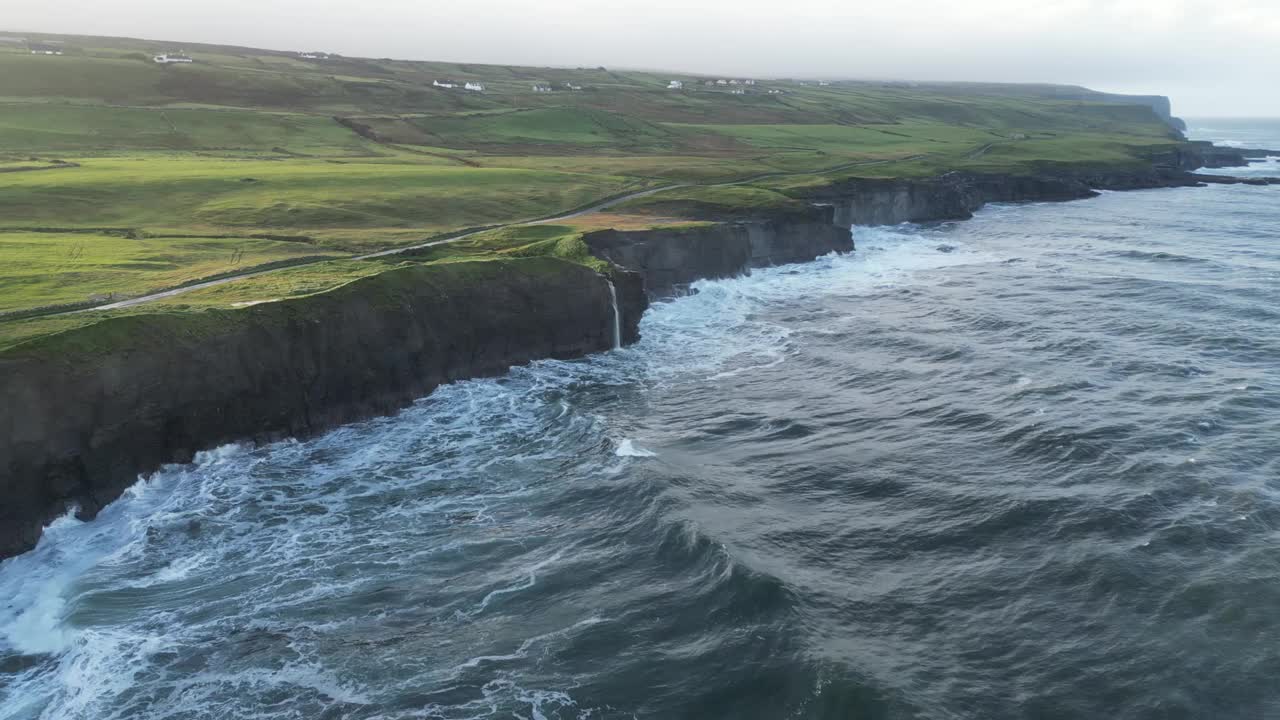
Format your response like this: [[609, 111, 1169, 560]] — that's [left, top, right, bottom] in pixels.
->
[[0, 258, 645, 558], [583, 205, 853, 297], [2, 147, 1271, 559], [791, 152, 1275, 227]]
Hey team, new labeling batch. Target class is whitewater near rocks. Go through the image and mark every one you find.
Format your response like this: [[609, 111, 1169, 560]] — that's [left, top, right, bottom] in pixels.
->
[[2, 123, 1280, 719]]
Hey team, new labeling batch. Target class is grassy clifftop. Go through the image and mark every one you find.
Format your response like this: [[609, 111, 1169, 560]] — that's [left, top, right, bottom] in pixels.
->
[[0, 30, 1190, 347]]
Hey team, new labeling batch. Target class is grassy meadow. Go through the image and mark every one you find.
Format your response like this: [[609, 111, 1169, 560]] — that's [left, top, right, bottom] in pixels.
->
[[0, 155, 648, 249], [0, 231, 339, 313], [0, 31, 1190, 347]]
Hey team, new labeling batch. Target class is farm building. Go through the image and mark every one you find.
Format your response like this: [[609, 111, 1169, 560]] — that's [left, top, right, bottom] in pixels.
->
[[667, 80, 684, 90], [153, 53, 193, 64], [731, 88, 745, 95], [464, 82, 485, 92], [28, 43, 63, 55], [532, 84, 553, 92], [564, 82, 583, 91], [433, 80, 459, 88], [716, 79, 728, 86]]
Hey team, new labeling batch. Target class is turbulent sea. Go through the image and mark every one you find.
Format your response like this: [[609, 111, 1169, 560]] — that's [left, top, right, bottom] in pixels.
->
[[3, 123, 1280, 720]]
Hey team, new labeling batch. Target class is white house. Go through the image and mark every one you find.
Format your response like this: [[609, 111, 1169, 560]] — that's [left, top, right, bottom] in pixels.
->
[[703, 80, 715, 86], [28, 43, 63, 55], [433, 80, 458, 88], [299, 51, 330, 60], [744, 79, 756, 85], [153, 53, 193, 64], [731, 88, 745, 95], [716, 79, 728, 86], [818, 81, 831, 86], [667, 80, 683, 90], [533, 84, 553, 93], [464, 82, 485, 92], [564, 82, 583, 91], [728, 79, 740, 85]]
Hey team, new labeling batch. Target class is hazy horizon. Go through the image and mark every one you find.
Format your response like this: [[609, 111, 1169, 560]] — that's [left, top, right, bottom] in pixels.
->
[[7, 0, 1279, 117]]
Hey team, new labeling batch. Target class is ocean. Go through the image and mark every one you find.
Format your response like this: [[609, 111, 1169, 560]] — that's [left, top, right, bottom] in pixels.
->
[[1, 121, 1278, 720]]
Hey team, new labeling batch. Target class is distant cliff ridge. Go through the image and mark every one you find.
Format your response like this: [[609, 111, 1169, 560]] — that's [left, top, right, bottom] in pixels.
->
[[908, 83, 1188, 134], [1047, 89, 1186, 133]]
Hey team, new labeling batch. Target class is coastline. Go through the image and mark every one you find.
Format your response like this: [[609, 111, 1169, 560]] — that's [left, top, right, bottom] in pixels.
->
[[1, 149, 1277, 560]]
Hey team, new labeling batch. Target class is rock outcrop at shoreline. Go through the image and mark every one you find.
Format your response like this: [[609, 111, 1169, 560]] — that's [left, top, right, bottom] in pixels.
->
[[793, 161, 1278, 227], [584, 206, 853, 297], [1, 149, 1272, 559]]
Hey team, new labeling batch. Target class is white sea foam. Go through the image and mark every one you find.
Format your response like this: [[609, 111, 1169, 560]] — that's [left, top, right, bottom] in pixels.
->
[[456, 616, 606, 672], [616, 439, 658, 457], [0, 219, 1009, 718], [473, 549, 569, 615]]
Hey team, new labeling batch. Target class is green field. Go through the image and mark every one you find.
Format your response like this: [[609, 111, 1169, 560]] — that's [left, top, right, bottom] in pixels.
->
[[0, 104, 375, 154], [0, 156, 648, 249], [0, 231, 340, 313], [0, 30, 1191, 347]]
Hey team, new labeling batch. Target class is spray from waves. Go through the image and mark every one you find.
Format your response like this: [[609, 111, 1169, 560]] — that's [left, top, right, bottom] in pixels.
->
[[635, 225, 1003, 385], [615, 439, 657, 457], [0, 222, 1001, 720]]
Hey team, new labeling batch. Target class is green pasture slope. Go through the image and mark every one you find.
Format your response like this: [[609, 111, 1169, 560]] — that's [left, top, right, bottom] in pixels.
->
[[0, 30, 1190, 348]]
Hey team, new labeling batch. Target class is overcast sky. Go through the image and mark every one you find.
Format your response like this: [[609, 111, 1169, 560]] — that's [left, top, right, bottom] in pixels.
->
[[8, 0, 1278, 116]]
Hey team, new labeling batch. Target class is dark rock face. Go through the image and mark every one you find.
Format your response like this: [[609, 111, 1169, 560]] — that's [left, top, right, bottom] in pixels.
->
[[583, 207, 854, 297], [1, 145, 1267, 559], [804, 174, 1114, 227], [1195, 174, 1280, 186], [1151, 142, 1250, 170], [0, 258, 646, 559], [821, 177, 984, 226], [798, 163, 1242, 228]]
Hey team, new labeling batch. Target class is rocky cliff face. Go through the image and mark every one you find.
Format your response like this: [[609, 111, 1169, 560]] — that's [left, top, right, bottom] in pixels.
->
[[800, 164, 1232, 227], [820, 177, 984, 226], [583, 206, 854, 297], [0, 258, 646, 558], [1146, 141, 1253, 171], [2, 146, 1266, 559]]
